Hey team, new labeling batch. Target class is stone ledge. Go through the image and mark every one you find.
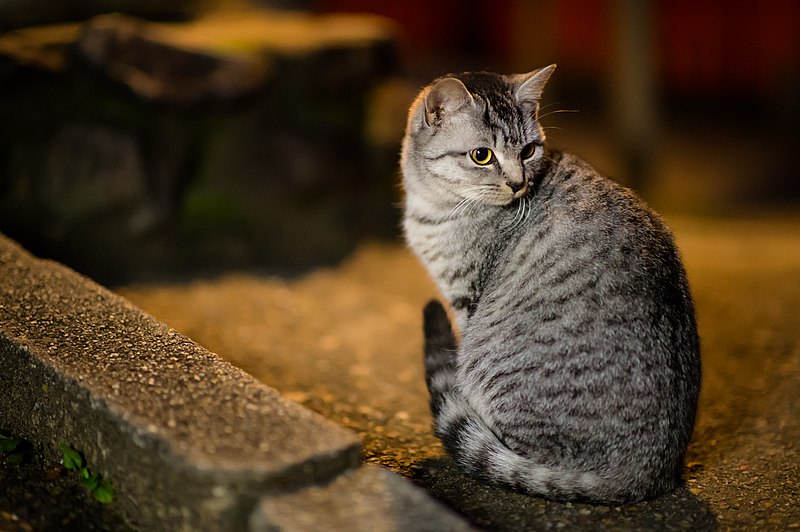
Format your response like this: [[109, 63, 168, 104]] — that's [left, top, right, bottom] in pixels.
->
[[0, 232, 362, 530], [252, 464, 474, 531]]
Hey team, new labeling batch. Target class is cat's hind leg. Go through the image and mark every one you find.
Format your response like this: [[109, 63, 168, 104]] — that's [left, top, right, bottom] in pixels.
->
[[421, 301, 618, 503]]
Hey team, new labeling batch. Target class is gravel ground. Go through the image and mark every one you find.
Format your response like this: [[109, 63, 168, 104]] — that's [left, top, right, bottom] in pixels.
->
[[117, 213, 800, 530], [0, 442, 130, 532]]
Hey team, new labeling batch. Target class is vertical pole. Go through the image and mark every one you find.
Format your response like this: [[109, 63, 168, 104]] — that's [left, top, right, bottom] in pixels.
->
[[611, 0, 657, 192]]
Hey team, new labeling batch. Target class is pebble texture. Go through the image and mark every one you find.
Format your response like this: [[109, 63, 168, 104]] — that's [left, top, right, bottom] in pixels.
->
[[0, 234, 362, 530], [252, 464, 474, 531]]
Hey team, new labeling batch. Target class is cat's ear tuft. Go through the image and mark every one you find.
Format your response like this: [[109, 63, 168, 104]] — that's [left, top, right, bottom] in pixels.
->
[[424, 77, 472, 127], [514, 64, 557, 108]]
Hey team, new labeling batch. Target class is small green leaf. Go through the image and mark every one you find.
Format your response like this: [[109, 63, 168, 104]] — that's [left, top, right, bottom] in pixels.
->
[[60, 444, 83, 470], [81, 474, 99, 491], [56, 443, 113, 503], [93, 479, 114, 504]]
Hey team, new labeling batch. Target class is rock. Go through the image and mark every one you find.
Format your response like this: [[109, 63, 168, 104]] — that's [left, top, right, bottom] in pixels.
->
[[0, 233, 362, 530], [0, 23, 80, 71], [75, 8, 396, 105], [0, 5, 399, 284], [252, 464, 475, 531], [78, 13, 272, 105]]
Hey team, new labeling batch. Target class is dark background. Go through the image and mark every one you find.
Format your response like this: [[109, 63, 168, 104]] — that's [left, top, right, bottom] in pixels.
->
[[1, 0, 798, 284]]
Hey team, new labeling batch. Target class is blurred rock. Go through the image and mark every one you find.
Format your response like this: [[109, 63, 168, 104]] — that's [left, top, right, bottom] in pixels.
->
[[0, 4, 399, 284], [78, 13, 272, 105], [41, 123, 146, 225], [0, 24, 80, 72]]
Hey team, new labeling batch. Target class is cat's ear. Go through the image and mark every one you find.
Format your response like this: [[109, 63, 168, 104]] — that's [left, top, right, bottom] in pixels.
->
[[424, 77, 473, 127], [514, 64, 557, 108]]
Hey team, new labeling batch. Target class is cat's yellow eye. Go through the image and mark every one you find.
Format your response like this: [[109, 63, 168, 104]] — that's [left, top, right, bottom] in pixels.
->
[[521, 143, 536, 160], [470, 147, 494, 166]]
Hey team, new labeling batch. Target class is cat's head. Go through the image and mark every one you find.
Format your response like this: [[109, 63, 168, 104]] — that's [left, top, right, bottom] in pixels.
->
[[402, 65, 556, 208]]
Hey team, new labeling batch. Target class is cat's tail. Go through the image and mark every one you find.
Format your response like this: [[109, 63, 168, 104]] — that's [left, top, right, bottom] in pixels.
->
[[423, 300, 458, 417], [422, 299, 626, 504]]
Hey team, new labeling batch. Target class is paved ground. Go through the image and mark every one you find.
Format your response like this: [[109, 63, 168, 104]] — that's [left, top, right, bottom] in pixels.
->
[[120, 212, 800, 530]]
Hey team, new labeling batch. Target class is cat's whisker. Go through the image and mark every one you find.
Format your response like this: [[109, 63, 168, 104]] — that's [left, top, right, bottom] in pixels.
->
[[519, 196, 529, 228], [446, 197, 473, 221], [537, 108, 580, 122], [448, 188, 489, 220], [537, 101, 570, 113], [451, 201, 474, 220], [501, 195, 526, 233], [459, 185, 501, 211], [510, 196, 530, 233], [514, 197, 525, 225]]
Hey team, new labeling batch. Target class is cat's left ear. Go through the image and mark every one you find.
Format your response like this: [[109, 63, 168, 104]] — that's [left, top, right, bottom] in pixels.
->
[[424, 77, 473, 127], [514, 64, 557, 110]]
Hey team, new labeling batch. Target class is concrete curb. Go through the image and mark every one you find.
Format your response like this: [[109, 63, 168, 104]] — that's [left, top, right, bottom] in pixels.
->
[[0, 233, 366, 529], [252, 464, 474, 532], [0, 233, 361, 530], [0, 233, 472, 530]]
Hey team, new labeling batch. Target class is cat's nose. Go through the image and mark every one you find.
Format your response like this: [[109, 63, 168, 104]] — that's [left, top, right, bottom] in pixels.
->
[[508, 179, 526, 193]]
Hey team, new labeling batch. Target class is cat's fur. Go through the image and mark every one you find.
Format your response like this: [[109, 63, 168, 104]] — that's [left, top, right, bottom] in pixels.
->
[[401, 65, 701, 504]]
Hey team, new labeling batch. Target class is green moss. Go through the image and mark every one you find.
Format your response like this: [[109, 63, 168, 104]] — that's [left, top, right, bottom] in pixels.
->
[[0, 433, 26, 466]]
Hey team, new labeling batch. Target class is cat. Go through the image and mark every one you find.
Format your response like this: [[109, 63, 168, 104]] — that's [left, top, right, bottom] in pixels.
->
[[401, 65, 701, 504]]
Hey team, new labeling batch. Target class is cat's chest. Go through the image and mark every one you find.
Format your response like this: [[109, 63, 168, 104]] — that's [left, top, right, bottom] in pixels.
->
[[406, 216, 484, 277], [406, 213, 500, 329]]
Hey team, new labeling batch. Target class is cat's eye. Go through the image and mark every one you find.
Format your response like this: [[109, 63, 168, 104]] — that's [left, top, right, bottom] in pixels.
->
[[520, 143, 536, 160], [470, 147, 494, 166]]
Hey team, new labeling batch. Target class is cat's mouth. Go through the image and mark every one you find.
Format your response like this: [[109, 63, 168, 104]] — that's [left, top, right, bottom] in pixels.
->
[[507, 181, 530, 202], [483, 182, 530, 206]]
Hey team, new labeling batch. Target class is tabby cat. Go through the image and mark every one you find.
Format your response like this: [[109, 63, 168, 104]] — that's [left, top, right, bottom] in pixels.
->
[[401, 65, 701, 504]]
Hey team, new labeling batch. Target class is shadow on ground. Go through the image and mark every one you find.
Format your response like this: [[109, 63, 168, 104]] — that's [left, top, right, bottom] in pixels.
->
[[409, 457, 717, 531]]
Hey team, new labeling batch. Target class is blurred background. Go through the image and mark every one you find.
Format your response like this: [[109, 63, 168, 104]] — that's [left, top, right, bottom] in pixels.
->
[[1, 0, 798, 285]]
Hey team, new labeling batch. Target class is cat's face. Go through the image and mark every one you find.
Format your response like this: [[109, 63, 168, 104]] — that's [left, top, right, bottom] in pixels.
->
[[402, 66, 556, 208]]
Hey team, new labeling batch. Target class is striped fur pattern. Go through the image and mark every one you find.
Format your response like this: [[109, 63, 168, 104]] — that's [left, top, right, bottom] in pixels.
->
[[402, 67, 701, 504]]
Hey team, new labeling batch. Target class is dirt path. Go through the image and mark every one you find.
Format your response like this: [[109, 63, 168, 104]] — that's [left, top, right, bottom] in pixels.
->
[[120, 214, 800, 530]]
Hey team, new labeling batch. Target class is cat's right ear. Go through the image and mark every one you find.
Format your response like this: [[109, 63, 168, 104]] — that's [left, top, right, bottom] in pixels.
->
[[424, 78, 473, 127], [514, 64, 557, 109]]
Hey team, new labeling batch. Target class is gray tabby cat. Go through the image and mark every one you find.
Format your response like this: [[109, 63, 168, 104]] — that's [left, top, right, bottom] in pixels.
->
[[401, 65, 701, 504]]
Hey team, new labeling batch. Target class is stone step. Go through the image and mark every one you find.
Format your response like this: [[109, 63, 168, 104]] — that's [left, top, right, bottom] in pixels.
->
[[0, 233, 362, 530], [252, 464, 474, 532]]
